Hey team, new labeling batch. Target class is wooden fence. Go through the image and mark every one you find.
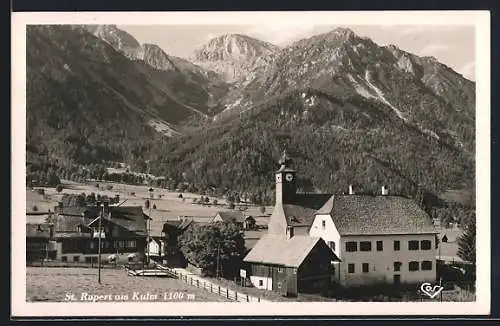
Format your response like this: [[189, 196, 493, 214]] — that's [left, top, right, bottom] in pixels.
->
[[157, 265, 264, 302]]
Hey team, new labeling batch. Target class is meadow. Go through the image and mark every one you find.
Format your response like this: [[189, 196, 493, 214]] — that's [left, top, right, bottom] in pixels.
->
[[26, 179, 272, 241], [26, 267, 228, 302]]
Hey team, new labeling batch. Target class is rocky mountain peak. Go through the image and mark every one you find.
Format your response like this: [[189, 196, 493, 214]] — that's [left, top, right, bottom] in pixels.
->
[[192, 33, 279, 84], [141, 43, 176, 71]]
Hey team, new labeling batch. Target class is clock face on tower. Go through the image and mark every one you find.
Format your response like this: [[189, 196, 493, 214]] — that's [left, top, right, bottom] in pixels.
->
[[275, 174, 282, 183], [285, 173, 294, 182]]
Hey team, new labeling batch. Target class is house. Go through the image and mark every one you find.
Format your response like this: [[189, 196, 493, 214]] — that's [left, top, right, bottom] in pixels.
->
[[146, 236, 164, 262], [244, 231, 339, 297], [161, 218, 194, 267], [26, 223, 56, 263], [309, 189, 438, 287], [243, 150, 340, 296], [210, 211, 256, 230], [52, 203, 147, 264]]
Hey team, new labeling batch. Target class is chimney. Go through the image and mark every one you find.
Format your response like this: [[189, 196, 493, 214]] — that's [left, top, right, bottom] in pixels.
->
[[381, 185, 389, 196], [286, 226, 294, 239], [348, 185, 354, 195]]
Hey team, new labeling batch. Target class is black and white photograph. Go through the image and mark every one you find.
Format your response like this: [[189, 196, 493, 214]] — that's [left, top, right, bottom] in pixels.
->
[[11, 11, 490, 317]]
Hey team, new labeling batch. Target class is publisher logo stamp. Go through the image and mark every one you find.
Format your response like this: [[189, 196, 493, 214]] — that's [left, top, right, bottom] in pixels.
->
[[420, 282, 444, 299]]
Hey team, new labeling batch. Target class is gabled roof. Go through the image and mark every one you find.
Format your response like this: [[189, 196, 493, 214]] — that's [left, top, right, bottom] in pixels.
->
[[212, 211, 247, 223], [162, 218, 194, 233], [268, 193, 332, 235], [56, 205, 147, 237], [244, 234, 340, 267], [294, 193, 333, 210], [57, 206, 96, 217], [26, 223, 51, 238], [317, 195, 436, 235], [283, 204, 318, 227], [87, 206, 147, 235]]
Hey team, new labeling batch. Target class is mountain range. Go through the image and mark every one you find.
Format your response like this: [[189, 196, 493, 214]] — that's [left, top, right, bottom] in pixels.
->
[[26, 24, 475, 206]]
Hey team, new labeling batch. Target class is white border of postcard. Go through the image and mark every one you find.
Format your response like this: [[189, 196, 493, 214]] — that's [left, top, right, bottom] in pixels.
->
[[11, 10, 490, 317]]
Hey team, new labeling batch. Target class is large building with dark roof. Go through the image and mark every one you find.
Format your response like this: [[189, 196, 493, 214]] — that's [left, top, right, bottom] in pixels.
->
[[310, 190, 438, 287], [51, 203, 148, 264], [245, 150, 437, 292]]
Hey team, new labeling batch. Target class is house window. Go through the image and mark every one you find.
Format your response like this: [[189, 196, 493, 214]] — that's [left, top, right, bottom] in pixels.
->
[[394, 240, 400, 251], [409, 261, 419, 271], [293, 268, 297, 274], [61, 256, 67, 262], [348, 263, 355, 273], [259, 280, 263, 286], [90, 241, 95, 249], [394, 261, 402, 272], [376, 241, 383, 251], [321, 220, 326, 229], [73, 256, 80, 262], [85, 257, 92, 263], [408, 240, 419, 251], [328, 241, 336, 251], [421, 240, 432, 250], [278, 267, 284, 273], [360, 241, 372, 251], [362, 263, 369, 273], [345, 241, 357, 252], [421, 261, 433, 270]]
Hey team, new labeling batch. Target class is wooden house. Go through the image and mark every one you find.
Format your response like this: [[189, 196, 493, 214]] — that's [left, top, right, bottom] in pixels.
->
[[52, 204, 147, 264], [210, 211, 256, 230], [26, 223, 56, 263], [161, 218, 194, 267], [244, 230, 339, 297]]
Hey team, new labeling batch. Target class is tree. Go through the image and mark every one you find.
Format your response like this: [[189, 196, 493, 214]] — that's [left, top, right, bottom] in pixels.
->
[[56, 184, 63, 193], [213, 199, 218, 205], [46, 171, 60, 187], [178, 222, 245, 278], [457, 219, 476, 264]]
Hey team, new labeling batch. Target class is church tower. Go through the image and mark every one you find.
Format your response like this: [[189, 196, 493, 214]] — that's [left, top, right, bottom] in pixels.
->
[[275, 149, 297, 205], [268, 149, 297, 235]]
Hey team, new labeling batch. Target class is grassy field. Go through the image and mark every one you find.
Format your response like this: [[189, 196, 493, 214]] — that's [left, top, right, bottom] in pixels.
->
[[26, 180, 272, 240], [26, 267, 229, 302]]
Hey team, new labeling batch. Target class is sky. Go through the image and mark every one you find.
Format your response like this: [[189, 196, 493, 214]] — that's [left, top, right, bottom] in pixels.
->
[[119, 24, 476, 81]]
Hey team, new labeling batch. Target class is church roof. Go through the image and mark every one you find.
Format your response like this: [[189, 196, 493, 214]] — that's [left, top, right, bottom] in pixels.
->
[[268, 193, 333, 234], [317, 195, 436, 235], [243, 234, 340, 267]]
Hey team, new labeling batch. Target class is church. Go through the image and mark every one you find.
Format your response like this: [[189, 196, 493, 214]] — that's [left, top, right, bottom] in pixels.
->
[[243, 151, 340, 297], [244, 150, 437, 295]]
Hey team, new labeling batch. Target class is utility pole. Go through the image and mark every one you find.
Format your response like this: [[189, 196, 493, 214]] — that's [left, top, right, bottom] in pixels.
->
[[147, 188, 153, 266], [216, 242, 220, 280], [97, 200, 108, 285]]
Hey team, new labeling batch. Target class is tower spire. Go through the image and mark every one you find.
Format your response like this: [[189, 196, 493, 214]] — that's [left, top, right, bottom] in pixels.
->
[[278, 148, 292, 171]]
